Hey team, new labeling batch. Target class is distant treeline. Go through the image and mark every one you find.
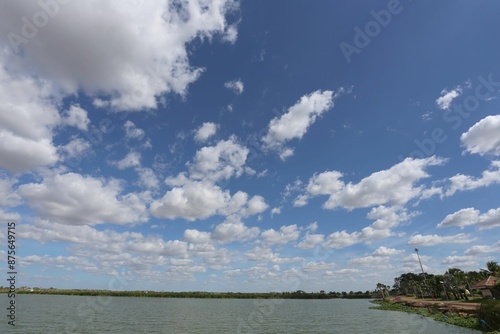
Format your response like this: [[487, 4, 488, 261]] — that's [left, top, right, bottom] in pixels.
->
[[0, 288, 373, 299]]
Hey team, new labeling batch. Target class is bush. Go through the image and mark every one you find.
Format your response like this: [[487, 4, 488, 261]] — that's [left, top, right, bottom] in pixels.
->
[[478, 300, 500, 331]]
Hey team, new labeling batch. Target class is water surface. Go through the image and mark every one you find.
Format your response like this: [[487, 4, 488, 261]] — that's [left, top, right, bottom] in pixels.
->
[[2, 295, 480, 333]]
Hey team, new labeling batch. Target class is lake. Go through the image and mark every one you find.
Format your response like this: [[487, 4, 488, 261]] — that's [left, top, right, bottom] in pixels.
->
[[2, 295, 480, 333]]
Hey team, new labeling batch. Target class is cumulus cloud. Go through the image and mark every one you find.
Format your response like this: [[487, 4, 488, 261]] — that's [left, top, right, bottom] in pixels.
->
[[464, 241, 500, 256], [441, 255, 479, 269], [301, 157, 446, 210], [262, 90, 340, 160], [297, 233, 324, 249], [407, 233, 475, 246], [445, 161, 500, 196], [437, 208, 480, 229], [212, 220, 260, 243], [224, 79, 244, 95], [245, 247, 303, 263], [18, 172, 149, 225], [348, 255, 390, 267], [261, 224, 300, 247], [151, 179, 266, 222], [151, 135, 267, 221], [62, 105, 90, 131], [436, 87, 462, 110], [136, 167, 159, 190], [114, 151, 141, 170], [0, 64, 60, 173], [188, 136, 249, 182], [461, 115, 500, 156], [372, 246, 404, 256], [150, 180, 231, 221], [324, 207, 416, 249], [0, 0, 239, 110], [183, 229, 212, 244], [124, 121, 145, 140], [194, 122, 218, 142], [438, 207, 500, 230], [0, 177, 21, 207], [60, 137, 92, 159]]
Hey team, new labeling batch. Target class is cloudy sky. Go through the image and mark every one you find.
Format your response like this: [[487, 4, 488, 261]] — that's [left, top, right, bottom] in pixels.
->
[[0, 0, 499, 293]]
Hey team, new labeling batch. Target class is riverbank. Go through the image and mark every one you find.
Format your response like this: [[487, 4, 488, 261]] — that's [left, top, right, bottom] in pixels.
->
[[0, 288, 373, 299], [371, 297, 500, 332]]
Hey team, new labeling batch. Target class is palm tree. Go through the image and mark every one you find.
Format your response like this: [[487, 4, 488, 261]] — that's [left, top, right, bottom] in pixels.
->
[[376, 283, 387, 299], [486, 261, 500, 277]]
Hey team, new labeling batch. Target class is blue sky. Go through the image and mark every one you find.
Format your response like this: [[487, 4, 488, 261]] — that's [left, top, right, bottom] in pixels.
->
[[0, 0, 499, 293]]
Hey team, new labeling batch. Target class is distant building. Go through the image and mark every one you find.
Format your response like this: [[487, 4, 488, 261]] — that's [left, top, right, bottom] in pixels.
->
[[471, 276, 498, 298]]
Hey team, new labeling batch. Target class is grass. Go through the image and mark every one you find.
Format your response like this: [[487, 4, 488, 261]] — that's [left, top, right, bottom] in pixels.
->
[[370, 300, 484, 331]]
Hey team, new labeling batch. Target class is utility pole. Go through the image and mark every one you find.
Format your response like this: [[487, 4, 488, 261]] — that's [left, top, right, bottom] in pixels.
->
[[415, 248, 428, 297]]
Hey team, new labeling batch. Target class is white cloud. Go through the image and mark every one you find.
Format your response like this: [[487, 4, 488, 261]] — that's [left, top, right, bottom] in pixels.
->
[[194, 122, 218, 142], [243, 195, 268, 216], [461, 115, 500, 156], [262, 90, 339, 159], [127, 238, 188, 257], [0, 63, 60, 173], [0, 209, 21, 223], [297, 233, 324, 249], [188, 136, 249, 182], [302, 157, 446, 210], [324, 206, 413, 249], [400, 253, 432, 272], [62, 105, 90, 131], [60, 137, 92, 159], [437, 208, 480, 229], [114, 151, 141, 170], [183, 229, 212, 244], [325, 230, 362, 249], [302, 261, 336, 272], [0, 177, 21, 207], [464, 241, 500, 256], [150, 180, 230, 221], [437, 206, 500, 230], [306, 171, 344, 196], [18, 172, 149, 225], [372, 246, 404, 256], [441, 255, 479, 269], [445, 161, 500, 196], [124, 121, 145, 140], [224, 79, 244, 95], [279, 148, 294, 161], [0, 0, 239, 110], [245, 247, 303, 264], [212, 220, 260, 243], [436, 87, 462, 110], [407, 233, 475, 246], [270, 207, 281, 217], [136, 167, 159, 190], [261, 224, 300, 247], [151, 178, 266, 222], [477, 208, 500, 230], [348, 255, 390, 267]]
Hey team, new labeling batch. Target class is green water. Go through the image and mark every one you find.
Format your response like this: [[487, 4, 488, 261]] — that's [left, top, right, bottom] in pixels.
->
[[2, 295, 480, 333]]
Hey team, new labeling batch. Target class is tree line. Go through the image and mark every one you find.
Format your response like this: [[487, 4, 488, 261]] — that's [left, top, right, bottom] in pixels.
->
[[0, 288, 374, 299], [380, 261, 500, 300]]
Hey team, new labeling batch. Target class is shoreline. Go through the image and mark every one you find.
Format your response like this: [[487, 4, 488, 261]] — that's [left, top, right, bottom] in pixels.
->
[[0, 289, 374, 299], [371, 297, 499, 333]]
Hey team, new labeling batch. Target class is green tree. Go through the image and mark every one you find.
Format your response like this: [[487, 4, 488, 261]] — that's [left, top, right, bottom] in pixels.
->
[[486, 261, 500, 277]]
